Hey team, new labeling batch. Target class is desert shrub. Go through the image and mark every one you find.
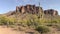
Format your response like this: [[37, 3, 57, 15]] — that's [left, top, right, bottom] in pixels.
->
[[35, 25, 50, 34], [26, 14, 41, 28], [7, 17, 16, 25], [0, 15, 16, 25], [58, 19, 60, 23], [46, 19, 60, 26], [0, 15, 8, 25], [18, 19, 28, 27], [51, 19, 59, 23]]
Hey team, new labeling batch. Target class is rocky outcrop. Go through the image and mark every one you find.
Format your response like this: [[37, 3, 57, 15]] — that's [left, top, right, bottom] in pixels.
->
[[16, 4, 43, 14], [44, 9, 58, 16], [5, 5, 58, 16]]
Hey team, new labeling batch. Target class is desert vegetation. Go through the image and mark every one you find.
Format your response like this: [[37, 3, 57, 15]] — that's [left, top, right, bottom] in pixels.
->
[[0, 14, 60, 34]]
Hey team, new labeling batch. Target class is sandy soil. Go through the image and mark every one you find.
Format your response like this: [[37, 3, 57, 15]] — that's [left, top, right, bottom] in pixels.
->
[[0, 26, 25, 34], [0, 26, 60, 34]]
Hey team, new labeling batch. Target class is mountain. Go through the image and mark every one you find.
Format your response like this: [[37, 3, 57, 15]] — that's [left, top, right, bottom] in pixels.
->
[[4, 4, 58, 17]]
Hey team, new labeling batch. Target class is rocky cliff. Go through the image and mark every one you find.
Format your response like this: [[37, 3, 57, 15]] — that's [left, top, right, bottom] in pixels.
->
[[16, 4, 43, 14], [44, 9, 58, 16]]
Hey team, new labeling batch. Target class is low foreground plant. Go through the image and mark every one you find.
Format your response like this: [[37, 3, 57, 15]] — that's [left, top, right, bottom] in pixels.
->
[[35, 25, 50, 34]]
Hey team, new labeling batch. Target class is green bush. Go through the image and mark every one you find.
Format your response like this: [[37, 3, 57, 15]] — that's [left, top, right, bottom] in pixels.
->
[[0, 15, 16, 25], [46, 19, 60, 27], [0, 15, 8, 25], [35, 25, 50, 34], [26, 14, 40, 28]]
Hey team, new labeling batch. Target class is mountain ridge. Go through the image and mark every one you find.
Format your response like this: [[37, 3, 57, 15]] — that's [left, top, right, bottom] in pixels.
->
[[3, 4, 58, 17]]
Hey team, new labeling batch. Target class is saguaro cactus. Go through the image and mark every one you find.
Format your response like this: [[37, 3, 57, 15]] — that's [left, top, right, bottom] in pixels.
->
[[38, 2, 44, 19]]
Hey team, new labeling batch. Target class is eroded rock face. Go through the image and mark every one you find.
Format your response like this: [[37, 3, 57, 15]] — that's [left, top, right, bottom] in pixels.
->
[[16, 4, 43, 14], [44, 9, 58, 16]]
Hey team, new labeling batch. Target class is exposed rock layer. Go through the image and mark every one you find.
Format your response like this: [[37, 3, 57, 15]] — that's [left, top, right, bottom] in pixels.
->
[[16, 5, 43, 14], [44, 9, 58, 16]]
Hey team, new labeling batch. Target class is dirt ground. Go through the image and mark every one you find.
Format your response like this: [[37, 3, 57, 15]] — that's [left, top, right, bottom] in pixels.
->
[[0, 26, 26, 34], [0, 26, 60, 34]]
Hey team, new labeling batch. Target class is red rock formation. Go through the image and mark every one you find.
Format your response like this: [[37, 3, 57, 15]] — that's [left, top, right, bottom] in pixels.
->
[[16, 5, 43, 14], [44, 9, 58, 16]]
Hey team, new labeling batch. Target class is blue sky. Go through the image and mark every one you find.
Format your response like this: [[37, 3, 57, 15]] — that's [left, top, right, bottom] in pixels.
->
[[0, 0, 60, 15]]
